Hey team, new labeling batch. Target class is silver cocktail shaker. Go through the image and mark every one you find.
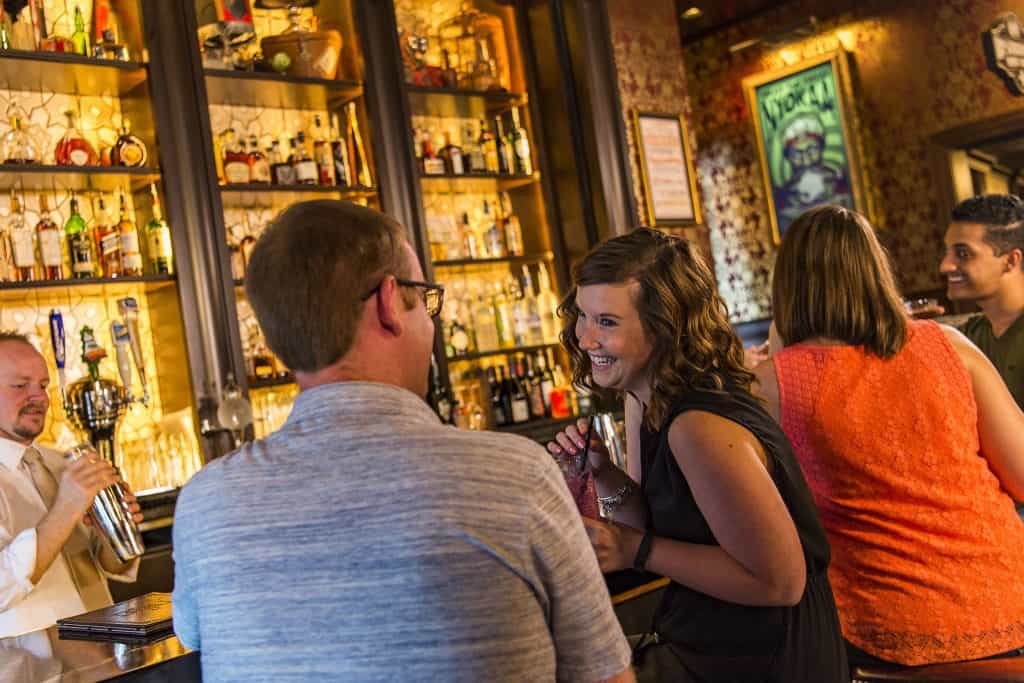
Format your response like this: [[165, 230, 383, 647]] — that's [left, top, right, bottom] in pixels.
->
[[66, 444, 145, 563]]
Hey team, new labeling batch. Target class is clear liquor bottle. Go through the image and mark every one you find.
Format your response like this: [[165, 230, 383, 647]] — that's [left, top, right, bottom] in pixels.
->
[[312, 115, 335, 186], [510, 107, 533, 175], [478, 118, 498, 173], [499, 192, 523, 256], [1, 104, 38, 164], [494, 116, 512, 175], [291, 133, 318, 185], [117, 189, 143, 277], [247, 136, 271, 183], [330, 113, 351, 186], [8, 192, 34, 282], [55, 111, 98, 167], [36, 194, 63, 281]]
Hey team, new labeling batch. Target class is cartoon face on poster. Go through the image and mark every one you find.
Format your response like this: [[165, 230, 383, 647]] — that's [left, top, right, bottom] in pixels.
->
[[744, 53, 864, 242]]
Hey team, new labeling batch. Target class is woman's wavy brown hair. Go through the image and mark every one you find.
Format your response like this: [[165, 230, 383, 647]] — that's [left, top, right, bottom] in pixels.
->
[[772, 205, 907, 358], [558, 228, 754, 430]]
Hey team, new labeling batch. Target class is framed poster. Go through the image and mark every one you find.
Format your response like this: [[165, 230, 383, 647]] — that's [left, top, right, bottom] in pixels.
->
[[743, 51, 866, 243], [632, 111, 702, 225]]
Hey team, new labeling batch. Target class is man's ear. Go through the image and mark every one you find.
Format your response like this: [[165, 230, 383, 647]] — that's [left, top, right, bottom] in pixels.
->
[[375, 276, 404, 337]]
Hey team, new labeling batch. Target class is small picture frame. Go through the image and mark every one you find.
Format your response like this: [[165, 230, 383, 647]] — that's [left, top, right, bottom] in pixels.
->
[[743, 50, 866, 243], [632, 111, 702, 225]]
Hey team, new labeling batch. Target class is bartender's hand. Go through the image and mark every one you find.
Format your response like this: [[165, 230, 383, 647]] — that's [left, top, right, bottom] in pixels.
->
[[82, 481, 144, 526], [547, 417, 612, 476], [54, 454, 118, 521], [582, 517, 642, 573]]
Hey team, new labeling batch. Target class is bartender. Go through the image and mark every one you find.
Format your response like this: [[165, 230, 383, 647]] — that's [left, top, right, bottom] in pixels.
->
[[0, 332, 141, 638]]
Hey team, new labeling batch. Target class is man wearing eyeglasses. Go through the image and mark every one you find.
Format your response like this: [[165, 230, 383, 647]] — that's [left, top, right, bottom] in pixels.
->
[[171, 200, 634, 682]]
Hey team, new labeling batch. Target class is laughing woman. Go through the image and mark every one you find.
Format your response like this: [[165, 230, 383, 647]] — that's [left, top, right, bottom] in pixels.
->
[[547, 229, 847, 682]]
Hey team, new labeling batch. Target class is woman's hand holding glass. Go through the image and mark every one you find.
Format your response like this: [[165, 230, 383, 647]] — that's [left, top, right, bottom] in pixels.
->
[[546, 417, 612, 476]]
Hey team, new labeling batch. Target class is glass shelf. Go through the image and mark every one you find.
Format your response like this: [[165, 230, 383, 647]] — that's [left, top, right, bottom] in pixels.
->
[[433, 252, 553, 268], [0, 165, 161, 192], [420, 173, 538, 192], [0, 50, 147, 97], [204, 69, 363, 110], [220, 184, 377, 207], [0, 274, 176, 301], [447, 343, 559, 363]]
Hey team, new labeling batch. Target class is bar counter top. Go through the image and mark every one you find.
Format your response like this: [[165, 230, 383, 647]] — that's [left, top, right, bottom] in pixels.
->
[[0, 627, 199, 682], [0, 576, 666, 682]]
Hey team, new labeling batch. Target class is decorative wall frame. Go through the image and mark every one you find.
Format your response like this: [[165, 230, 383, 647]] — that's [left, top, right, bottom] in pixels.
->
[[743, 50, 866, 243], [632, 111, 702, 225]]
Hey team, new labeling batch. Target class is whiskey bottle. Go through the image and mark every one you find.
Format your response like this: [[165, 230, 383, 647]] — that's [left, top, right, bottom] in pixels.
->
[[346, 102, 372, 187], [439, 131, 465, 175], [459, 211, 480, 259], [478, 118, 498, 173], [312, 115, 335, 186], [509, 362, 530, 424], [494, 116, 512, 175], [496, 365, 513, 425], [482, 200, 505, 258], [8, 192, 34, 282], [520, 265, 545, 345], [472, 40, 496, 91], [525, 355, 546, 418], [472, 292, 500, 352], [65, 194, 95, 279], [421, 131, 446, 175], [536, 350, 555, 415], [55, 110, 98, 167], [291, 133, 318, 185], [146, 183, 173, 274], [111, 119, 147, 167], [247, 136, 271, 184], [116, 189, 143, 277], [499, 192, 523, 256], [36, 194, 63, 281], [463, 121, 486, 174], [93, 196, 122, 278], [222, 130, 251, 184], [486, 367, 506, 427], [269, 140, 295, 185], [510, 107, 533, 175], [330, 113, 351, 186]]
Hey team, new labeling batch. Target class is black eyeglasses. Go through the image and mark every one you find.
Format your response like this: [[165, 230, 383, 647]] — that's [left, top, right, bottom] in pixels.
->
[[361, 278, 445, 318]]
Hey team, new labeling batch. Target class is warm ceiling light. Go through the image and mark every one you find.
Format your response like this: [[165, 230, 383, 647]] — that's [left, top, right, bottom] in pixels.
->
[[681, 7, 703, 20]]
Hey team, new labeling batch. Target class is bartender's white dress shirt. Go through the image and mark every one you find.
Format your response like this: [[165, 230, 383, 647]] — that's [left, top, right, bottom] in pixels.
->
[[0, 436, 138, 638]]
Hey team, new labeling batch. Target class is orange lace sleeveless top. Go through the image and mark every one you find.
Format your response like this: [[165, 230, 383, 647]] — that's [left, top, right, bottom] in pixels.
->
[[774, 320, 1024, 665]]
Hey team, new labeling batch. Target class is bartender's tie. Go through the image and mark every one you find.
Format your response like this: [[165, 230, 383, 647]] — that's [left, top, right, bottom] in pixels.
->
[[21, 446, 111, 611]]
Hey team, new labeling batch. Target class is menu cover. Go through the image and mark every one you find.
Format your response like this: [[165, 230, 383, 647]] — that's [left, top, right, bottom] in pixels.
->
[[57, 592, 173, 642]]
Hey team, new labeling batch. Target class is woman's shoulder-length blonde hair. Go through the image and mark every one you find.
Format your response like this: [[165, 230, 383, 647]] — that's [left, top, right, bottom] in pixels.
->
[[772, 205, 907, 358], [558, 227, 754, 430]]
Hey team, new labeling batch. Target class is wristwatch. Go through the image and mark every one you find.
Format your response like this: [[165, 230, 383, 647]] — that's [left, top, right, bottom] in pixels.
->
[[633, 528, 654, 571]]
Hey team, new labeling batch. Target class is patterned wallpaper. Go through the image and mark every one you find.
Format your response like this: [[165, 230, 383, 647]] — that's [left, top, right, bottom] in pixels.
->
[[605, 1, 713, 270], [608, 0, 1024, 322]]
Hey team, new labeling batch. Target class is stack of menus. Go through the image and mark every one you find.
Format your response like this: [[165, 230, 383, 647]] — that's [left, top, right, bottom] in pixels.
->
[[57, 593, 174, 643]]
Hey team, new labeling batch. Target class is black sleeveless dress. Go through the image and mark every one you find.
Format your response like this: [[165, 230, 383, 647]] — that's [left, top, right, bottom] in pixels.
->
[[639, 383, 848, 682]]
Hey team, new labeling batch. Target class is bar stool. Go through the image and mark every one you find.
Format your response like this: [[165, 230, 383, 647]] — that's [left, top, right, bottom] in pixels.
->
[[852, 657, 1024, 682]]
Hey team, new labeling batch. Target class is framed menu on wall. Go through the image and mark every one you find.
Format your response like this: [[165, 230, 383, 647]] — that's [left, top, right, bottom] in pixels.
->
[[632, 111, 702, 225]]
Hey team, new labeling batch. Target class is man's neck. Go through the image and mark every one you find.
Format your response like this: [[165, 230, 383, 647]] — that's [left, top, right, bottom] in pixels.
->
[[976, 284, 1024, 337], [294, 355, 410, 394]]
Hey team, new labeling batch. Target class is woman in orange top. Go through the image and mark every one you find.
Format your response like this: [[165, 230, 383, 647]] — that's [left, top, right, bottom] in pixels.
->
[[753, 205, 1024, 668]]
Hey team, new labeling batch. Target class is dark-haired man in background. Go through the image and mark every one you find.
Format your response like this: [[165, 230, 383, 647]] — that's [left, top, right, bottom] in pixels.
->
[[941, 194, 1024, 410]]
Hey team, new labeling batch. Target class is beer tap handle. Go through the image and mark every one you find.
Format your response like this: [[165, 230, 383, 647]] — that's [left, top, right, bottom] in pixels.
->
[[117, 297, 148, 404], [111, 322, 134, 402], [48, 310, 67, 406]]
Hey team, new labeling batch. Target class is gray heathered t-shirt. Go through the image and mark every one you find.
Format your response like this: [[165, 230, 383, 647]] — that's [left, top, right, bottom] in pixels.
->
[[172, 381, 631, 682]]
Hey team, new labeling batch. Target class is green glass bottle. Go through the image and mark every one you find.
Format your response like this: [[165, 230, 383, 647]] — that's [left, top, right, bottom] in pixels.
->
[[146, 184, 173, 274], [65, 194, 95, 279], [71, 5, 90, 56]]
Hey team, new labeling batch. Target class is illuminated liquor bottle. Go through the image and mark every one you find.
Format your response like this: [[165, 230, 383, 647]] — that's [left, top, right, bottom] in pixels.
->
[[222, 129, 250, 184], [36, 194, 63, 281], [71, 4, 90, 56], [478, 118, 498, 173], [536, 263, 560, 343], [494, 116, 512, 175], [291, 132, 318, 186], [8, 192, 34, 282], [439, 131, 464, 175], [93, 196, 122, 277], [510, 106, 533, 175], [329, 113, 351, 186], [117, 189, 143, 277], [146, 184, 173, 274], [421, 131, 446, 175], [111, 119, 147, 167], [499, 192, 523, 256], [55, 110, 98, 167], [312, 115, 335, 186], [247, 136, 271, 184], [65, 194, 95, 279], [269, 139, 295, 185], [1, 104, 37, 164], [346, 102, 372, 187]]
